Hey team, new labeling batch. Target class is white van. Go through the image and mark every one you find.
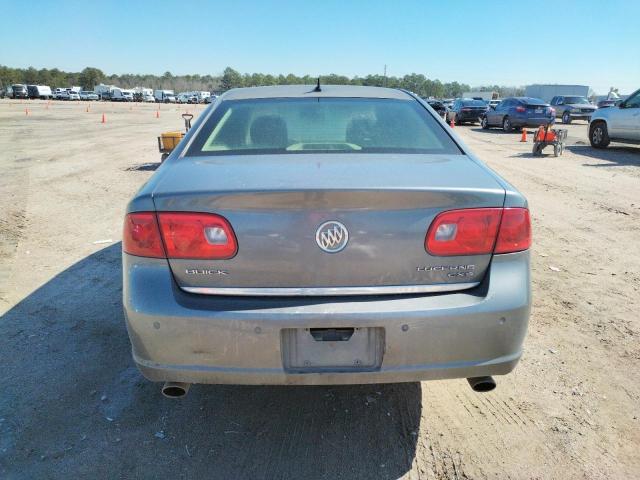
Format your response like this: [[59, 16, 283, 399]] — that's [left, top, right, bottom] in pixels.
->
[[154, 89, 176, 103], [195, 91, 211, 103], [111, 88, 134, 102]]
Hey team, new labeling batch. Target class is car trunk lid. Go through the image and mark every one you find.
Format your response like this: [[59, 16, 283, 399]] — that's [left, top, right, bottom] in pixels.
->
[[152, 154, 506, 294]]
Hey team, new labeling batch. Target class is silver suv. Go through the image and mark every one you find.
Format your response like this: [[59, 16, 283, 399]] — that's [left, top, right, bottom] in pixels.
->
[[589, 88, 640, 148]]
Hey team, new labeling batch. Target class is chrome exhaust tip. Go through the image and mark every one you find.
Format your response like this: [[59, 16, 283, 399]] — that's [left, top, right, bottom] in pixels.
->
[[161, 382, 191, 398], [467, 376, 496, 392]]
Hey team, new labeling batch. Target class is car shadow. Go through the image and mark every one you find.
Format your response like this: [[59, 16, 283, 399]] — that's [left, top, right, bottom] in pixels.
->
[[125, 162, 160, 172], [566, 145, 640, 167], [469, 127, 521, 135], [0, 244, 421, 479]]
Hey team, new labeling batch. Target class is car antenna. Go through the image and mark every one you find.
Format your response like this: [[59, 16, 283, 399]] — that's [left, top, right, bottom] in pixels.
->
[[313, 77, 321, 92]]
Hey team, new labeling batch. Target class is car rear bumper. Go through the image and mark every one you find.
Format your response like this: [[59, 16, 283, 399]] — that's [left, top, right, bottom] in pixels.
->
[[123, 251, 530, 385], [512, 117, 554, 128], [457, 113, 484, 121]]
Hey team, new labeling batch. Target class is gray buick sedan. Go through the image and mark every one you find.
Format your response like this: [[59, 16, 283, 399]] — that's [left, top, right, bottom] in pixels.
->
[[122, 85, 531, 397]]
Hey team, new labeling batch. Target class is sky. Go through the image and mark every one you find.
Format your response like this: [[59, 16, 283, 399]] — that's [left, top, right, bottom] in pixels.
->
[[1, 0, 638, 94]]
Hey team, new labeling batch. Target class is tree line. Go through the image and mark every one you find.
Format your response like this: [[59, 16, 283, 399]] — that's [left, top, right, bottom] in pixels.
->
[[0, 65, 524, 98]]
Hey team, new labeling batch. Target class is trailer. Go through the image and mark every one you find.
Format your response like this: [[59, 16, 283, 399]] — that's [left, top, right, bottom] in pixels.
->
[[525, 84, 589, 103], [27, 85, 52, 99], [94, 83, 117, 101]]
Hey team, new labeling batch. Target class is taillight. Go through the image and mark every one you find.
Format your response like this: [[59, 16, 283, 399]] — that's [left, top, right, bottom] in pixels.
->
[[157, 212, 237, 259], [494, 208, 531, 253], [515, 106, 526, 113], [426, 208, 502, 256], [425, 207, 531, 256], [123, 212, 165, 258]]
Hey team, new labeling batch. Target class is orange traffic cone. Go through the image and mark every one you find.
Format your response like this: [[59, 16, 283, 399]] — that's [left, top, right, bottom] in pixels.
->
[[520, 128, 527, 142], [25, 108, 29, 115], [86, 106, 90, 113], [449, 117, 455, 128], [101, 113, 106, 124], [156, 110, 160, 118]]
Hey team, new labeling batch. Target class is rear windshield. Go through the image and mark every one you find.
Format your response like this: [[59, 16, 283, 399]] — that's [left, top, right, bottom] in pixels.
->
[[523, 97, 546, 106], [188, 97, 460, 156], [461, 100, 486, 107]]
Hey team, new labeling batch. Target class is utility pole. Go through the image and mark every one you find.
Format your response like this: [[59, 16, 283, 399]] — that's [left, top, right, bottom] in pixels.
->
[[383, 64, 387, 87]]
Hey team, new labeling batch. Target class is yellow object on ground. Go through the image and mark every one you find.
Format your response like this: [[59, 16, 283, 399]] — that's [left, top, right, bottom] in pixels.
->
[[160, 131, 184, 151]]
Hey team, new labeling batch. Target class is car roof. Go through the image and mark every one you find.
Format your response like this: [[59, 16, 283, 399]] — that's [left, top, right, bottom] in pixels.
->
[[221, 85, 412, 100]]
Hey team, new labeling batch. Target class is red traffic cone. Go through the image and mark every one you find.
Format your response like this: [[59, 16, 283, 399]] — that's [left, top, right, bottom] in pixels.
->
[[449, 117, 455, 128], [520, 128, 527, 142], [101, 113, 106, 124]]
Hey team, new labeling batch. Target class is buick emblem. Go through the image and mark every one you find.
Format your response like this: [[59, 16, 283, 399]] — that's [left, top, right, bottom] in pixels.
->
[[315, 221, 349, 253]]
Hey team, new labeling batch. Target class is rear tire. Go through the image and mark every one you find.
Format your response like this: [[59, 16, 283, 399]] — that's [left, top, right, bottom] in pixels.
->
[[502, 117, 513, 132], [481, 116, 489, 129], [562, 111, 572, 124], [532, 143, 543, 156], [589, 121, 610, 148]]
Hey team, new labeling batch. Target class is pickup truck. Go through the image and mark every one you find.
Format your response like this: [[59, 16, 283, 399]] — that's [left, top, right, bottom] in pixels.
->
[[550, 96, 597, 124]]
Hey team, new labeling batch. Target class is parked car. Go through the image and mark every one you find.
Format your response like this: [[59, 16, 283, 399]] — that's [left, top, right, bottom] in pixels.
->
[[446, 98, 488, 125], [204, 94, 218, 104], [11, 84, 28, 99], [54, 89, 70, 100], [177, 92, 197, 104], [79, 90, 99, 101], [27, 85, 52, 100], [142, 93, 155, 102], [487, 99, 501, 109], [589, 88, 640, 148], [111, 88, 133, 102], [481, 97, 555, 132], [68, 91, 80, 101], [596, 99, 620, 109], [425, 99, 447, 118], [550, 95, 597, 124], [154, 89, 176, 103], [195, 91, 211, 103], [122, 85, 531, 397]]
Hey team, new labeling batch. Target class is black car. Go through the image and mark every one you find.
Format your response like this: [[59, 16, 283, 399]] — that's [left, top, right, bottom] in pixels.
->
[[446, 98, 488, 125], [11, 84, 28, 99], [425, 99, 447, 118]]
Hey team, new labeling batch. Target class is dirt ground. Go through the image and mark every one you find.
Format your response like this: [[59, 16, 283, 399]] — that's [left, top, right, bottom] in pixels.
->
[[1, 99, 639, 479]]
